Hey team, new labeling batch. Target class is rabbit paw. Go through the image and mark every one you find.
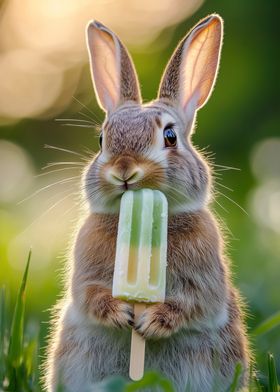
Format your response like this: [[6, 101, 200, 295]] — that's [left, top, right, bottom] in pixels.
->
[[135, 302, 184, 339], [91, 296, 134, 329]]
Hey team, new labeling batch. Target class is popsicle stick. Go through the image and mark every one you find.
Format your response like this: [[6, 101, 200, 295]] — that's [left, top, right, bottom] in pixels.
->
[[129, 303, 146, 381]]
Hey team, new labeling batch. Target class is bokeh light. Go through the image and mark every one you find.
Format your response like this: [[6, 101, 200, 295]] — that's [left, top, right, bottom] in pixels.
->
[[251, 138, 280, 181], [250, 138, 280, 234], [0, 0, 202, 122], [0, 140, 35, 203], [251, 180, 280, 234], [0, 50, 64, 119]]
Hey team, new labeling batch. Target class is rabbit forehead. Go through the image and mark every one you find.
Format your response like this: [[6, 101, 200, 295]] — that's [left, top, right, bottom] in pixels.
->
[[103, 105, 165, 155]]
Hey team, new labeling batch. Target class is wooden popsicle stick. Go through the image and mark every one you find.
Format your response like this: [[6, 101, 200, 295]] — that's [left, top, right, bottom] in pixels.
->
[[129, 303, 146, 381]]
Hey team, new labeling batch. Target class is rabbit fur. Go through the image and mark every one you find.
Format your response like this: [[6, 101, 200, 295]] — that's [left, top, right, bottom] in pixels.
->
[[44, 14, 250, 392]]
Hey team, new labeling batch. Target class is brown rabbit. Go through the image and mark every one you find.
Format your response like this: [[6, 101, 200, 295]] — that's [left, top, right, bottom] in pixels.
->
[[44, 14, 250, 392]]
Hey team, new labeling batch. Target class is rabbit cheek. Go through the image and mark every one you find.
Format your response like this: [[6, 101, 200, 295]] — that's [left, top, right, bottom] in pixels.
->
[[137, 161, 166, 189], [165, 150, 209, 212], [84, 157, 124, 213]]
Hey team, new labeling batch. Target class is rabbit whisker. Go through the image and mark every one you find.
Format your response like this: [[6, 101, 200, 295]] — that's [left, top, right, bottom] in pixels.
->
[[72, 96, 101, 123], [59, 123, 97, 129], [214, 198, 229, 214], [78, 111, 100, 126], [163, 183, 192, 204], [215, 190, 248, 215], [20, 190, 77, 235], [55, 118, 96, 125], [44, 144, 89, 159], [17, 176, 80, 205], [61, 193, 83, 218], [81, 146, 97, 159], [212, 172, 223, 178], [212, 164, 240, 171], [42, 162, 85, 170], [35, 167, 83, 178], [215, 182, 234, 192]]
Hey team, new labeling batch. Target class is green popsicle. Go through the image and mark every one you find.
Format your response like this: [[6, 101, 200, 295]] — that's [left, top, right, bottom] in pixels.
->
[[112, 189, 168, 303]]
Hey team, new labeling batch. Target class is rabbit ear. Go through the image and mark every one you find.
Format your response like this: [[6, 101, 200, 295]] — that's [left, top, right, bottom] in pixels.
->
[[87, 21, 141, 113], [158, 14, 223, 118]]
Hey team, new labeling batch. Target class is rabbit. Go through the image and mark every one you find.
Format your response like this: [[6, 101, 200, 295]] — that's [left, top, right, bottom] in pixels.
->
[[44, 14, 250, 392]]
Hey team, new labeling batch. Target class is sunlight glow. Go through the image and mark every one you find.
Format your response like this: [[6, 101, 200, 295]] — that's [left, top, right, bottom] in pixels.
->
[[0, 0, 203, 121], [7, 168, 80, 271]]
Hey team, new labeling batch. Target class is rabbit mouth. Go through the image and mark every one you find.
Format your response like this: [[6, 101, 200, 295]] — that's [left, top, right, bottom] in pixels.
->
[[109, 182, 141, 200], [122, 181, 142, 191], [111, 181, 162, 201], [116, 182, 147, 194]]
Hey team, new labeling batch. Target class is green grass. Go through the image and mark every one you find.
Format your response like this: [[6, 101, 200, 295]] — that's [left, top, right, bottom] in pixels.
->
[[1, 254, 279, 392], [1, 250, 40, 392]]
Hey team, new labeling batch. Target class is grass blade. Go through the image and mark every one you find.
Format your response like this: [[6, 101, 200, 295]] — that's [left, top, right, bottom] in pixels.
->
[[248, 364, 263, 392], [0, 287, 6, 383], [253, 375, 263, 392], [24, 336, 38, 378], [267, 353, 279, 392], [227, 363, 242, 392], [252, 311, 280, 336], [0, 287, 5, 348], [7, 250, 31, 367]]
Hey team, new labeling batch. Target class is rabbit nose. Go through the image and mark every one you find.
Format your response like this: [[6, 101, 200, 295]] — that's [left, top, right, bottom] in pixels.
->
[[106, 167, 144, 185]]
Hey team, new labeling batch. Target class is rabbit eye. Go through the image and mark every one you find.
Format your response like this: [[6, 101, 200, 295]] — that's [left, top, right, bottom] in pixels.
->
[[163, 126, 177, 148], [99, 132, 103, 149]]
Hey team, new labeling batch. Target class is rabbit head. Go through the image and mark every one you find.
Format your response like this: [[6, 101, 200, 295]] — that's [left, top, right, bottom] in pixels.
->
[[84, 15, 223, 214]]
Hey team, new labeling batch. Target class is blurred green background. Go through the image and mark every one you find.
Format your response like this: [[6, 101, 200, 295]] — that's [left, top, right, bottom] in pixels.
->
[[0, 0, 279, 383]]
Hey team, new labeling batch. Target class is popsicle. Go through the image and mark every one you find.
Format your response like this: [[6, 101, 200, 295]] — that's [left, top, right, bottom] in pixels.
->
[[112, 188, 168, 380]]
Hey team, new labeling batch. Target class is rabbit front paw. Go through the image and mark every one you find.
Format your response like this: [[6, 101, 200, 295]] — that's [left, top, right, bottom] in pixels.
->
[[91, 296, 134, 329], [135, 302, 184, 339]]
